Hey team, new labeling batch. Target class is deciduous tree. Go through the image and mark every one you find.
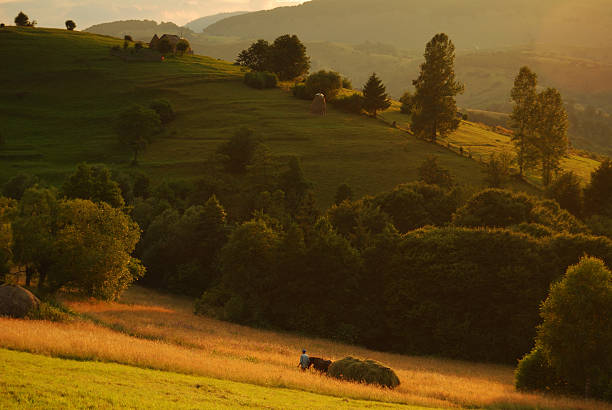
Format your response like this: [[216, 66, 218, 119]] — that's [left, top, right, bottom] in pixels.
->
[[584, 159, 612, 217], [236, 39, 272, 72], [269, 34, 310, 81], [14, 12, 33, 27], [536, 256, 612, 397], [534, 88, 568, 186], [115, 105, 161, 164], [62, 163, 125, 208], [65, 20, 76, 31], [217, 128, 260, 174]]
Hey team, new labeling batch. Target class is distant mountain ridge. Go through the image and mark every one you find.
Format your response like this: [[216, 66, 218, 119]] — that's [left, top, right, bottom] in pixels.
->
[[204, 0, 612, 51], [84, 20, 193, 39], [185, 12, 249, 33]]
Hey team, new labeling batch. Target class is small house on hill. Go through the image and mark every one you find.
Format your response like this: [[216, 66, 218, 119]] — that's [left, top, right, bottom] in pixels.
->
[[149, 34, 192, 54]]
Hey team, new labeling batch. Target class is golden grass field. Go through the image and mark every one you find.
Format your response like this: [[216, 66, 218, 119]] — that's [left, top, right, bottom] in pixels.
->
[[0, 286, 609, 409]]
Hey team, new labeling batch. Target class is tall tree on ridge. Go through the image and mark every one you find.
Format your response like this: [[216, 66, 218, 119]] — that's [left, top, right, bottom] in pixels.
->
[[362, 73, 391, 117], [534, 88, 568, 186], [411, 33, 464, 142], [510, 66, 539, 177]]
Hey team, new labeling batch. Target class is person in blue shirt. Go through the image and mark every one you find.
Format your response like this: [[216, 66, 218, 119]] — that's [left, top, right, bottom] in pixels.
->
[[299, 349, 310, 371]]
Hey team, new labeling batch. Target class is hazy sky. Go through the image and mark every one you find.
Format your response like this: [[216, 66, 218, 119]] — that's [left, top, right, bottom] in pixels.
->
[[0, 0, 308, 28]]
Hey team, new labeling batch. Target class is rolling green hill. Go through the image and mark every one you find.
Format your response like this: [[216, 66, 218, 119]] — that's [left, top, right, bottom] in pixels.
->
[[184, 12, 249, 33], [85, 16, 612, 156], [0, 26, 523, 207]]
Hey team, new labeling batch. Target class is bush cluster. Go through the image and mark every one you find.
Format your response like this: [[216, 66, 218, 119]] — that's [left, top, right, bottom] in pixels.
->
[[244, 71, 278, 89], [328, 357, 400, 388], [331, 94, 364, 114], [292, 70, 343, 101]]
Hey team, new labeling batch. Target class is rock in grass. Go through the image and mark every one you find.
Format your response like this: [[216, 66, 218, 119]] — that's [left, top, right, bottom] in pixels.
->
[[0, 285, 40, 318], [328, 356, 400, 388]]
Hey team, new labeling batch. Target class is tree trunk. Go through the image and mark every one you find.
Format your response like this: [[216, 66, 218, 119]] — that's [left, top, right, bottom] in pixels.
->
[[25, 266, 33, 287], [38, 270, 46, 291]]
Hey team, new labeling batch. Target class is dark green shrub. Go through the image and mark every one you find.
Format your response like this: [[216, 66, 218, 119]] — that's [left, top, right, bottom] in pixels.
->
[[453, 189, 586, 233], [515, 347, 564, 392], [244, 71, 278, 89], [374, 182, 458, 233], [331, 94, 364, 114], [217, 128, 260, 174], [546, 171, 582, 217], [418, 156, 454, 188], [124, 35, 133, 42], [334, 183, 353, 205], [584, 158, 612, 217], [400, 91, 414, 114], [328, 357, 400, 388], [510, 223, 554, 238], [292, 83, 309, 99], [342, 77, 352, 89], [26, 300, 75, 322], [149, 99, 175, 125], [304, 70, 342, 100], [2, 173, 39, 200]]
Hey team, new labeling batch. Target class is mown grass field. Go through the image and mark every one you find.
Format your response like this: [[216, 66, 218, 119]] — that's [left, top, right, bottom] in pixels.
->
[[0, 286, 608, 409], [0, 348, 417, 409], [0, 26, 536, 207]]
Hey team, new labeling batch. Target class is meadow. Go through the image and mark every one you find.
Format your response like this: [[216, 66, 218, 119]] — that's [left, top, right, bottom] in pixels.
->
[[0, 349, 413, 409], [2, 26, 598, 210], [0, 27, 490, 207], [0, 286, 608, 409]]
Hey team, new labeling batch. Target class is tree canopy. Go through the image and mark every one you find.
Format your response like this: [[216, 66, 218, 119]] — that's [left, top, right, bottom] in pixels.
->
[[62, 163, 125, 208], [236, 35, 310, 81]]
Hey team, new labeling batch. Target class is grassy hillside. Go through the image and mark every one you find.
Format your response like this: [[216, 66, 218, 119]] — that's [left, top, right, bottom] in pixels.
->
[[381, 107, 600, 185], [85, 19, 612, 156], [0, 349, 415, 409], [0, 26, 509, 207], [0, 285, 607, 409]]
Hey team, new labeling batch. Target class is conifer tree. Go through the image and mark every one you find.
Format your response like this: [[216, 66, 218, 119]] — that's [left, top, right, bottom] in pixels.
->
[[411, 33, 464, 142], [362, 73, 391, 117], [534, 88, 568, 186], [510, 66, 539, 176]]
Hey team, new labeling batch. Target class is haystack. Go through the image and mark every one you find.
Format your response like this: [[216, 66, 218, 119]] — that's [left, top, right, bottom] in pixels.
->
[[311, 93, 327, 115], [0, 285, 40, 318], [328, 356, 400, 388]]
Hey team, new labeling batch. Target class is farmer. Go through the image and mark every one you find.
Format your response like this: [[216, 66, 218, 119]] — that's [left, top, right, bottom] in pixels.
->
[[299, 349, 310, 371]]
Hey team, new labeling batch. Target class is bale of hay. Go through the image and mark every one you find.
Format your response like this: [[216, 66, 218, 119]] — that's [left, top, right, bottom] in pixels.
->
[[0, 285, 40, 318], [310, 93, 327, 116], [328, 356, 400, 388]]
